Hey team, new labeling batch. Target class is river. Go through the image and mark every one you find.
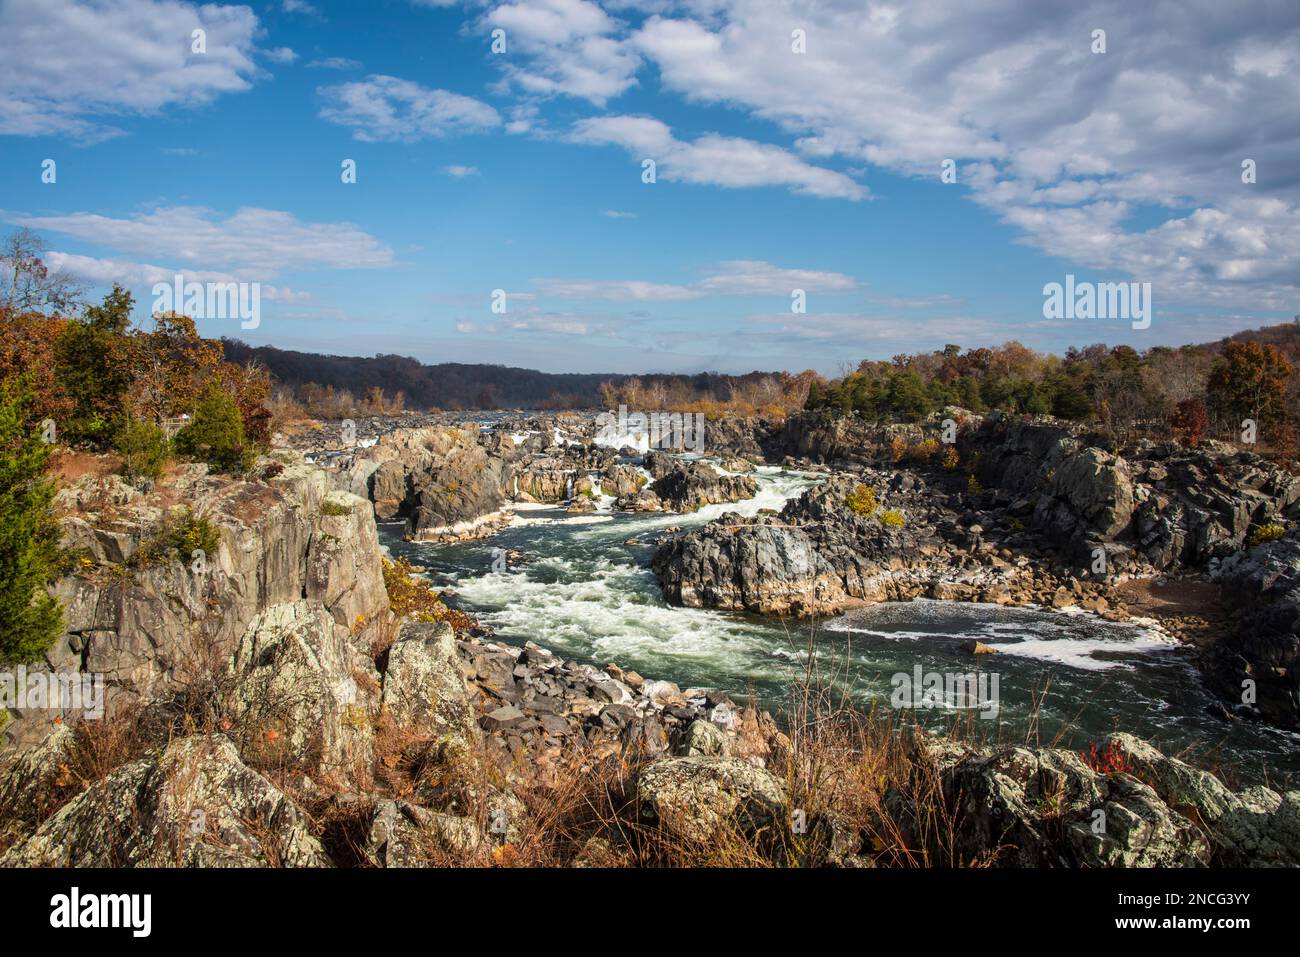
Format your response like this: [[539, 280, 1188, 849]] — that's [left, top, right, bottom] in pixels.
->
[[381, 462, 1300, 788]]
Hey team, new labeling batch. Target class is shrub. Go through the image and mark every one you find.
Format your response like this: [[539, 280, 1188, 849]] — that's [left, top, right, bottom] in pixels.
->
[[889, 435, 907, 464], [167, 511, 219, 564], [909, 438, 940, 463], [1080, 740, 1130, 776], [0, 376, 63, 664], [174, 383, 253, 473], [133, 508, 219, 568], [846, 484, 878, 516], [321, 499, 353, 517], [1247, 523, 1285, 548], [941, 446, 960, 471], [381, 556, 475, 632], [114, 416, 169, 484], [966, 473, 982, 495], [880, 509, 904, 527]]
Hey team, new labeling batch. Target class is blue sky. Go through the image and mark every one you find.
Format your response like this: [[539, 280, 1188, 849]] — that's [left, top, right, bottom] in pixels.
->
[[2, 0, 1298, 374]]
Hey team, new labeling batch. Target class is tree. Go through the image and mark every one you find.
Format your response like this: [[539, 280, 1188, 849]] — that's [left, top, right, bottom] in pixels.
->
[[115, 415, 170, 484], [1207, 341, 1293, 429], [174, 381, 253, 473], [54, 285, 134, 447], [129, 312, 224, 423], [0, 228, 84, 316], [0, 377, 63, 664], [1170, 398, 1209, 446]]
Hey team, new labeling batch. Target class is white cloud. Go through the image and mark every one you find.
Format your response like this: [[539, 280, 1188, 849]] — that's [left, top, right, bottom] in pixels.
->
[[308, 56, 363, 70], [602, 209, 637, 218], [536, 259, 857, 300], [444, 165, 481, 177], [485, 0, 640, 104], [265, 46, 298, 64], [571, 115, 866, 200], [629, 0, 1300, 307], [282, 0, 318, 14], [318, 75, 500, 141], [13, 206, 396, 277], [46, 252, 311, 303], [0, 0, 264, 141]]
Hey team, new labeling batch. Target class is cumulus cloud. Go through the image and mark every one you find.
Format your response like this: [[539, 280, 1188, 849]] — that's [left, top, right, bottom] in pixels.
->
[[318, 74, 501, 141], [0, 0, 264, 140], [485, 0, 640, 104], [628, 0, 1300, 306], [13, 206, 396, 277], [570, 114, 867, 199]]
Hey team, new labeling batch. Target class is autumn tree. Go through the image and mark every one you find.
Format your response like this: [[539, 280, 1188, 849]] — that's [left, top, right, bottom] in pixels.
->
[[1169, 398, 1209, 446], [0, 228, 83, 316], [1207, 341, 1293, 429], [129, 312, 225, 423]]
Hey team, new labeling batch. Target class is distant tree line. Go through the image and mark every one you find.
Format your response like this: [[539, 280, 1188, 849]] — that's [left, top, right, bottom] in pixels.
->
[[805, 334, 1298, 457]]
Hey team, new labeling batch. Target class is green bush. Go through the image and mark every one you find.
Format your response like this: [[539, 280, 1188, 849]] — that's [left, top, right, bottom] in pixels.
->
[[115, 416, 169, 483], [168, 511, 219, 564], [321, 499, 353, 517], [0, 377, 63, 664], [174, 383, 253, 473], [133, 509, 219, 568]]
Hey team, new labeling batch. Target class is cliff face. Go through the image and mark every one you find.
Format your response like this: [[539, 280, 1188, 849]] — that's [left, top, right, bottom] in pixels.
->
[[5, 456, 393, 751]]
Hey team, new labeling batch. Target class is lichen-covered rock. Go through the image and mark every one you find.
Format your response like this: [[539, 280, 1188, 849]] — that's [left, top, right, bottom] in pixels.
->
[[0, 724, 79, 848], [363, 798, 483, 866], [1103, 732, 1300, 866], [678, 719, 729, 758], [934, 743, 1210, 867], [7, 458, 394, 751], [0, 735, 330, 867], [637, 756, 787, 844], [381, 620, 479, 758], [228, 600, 378, 783]]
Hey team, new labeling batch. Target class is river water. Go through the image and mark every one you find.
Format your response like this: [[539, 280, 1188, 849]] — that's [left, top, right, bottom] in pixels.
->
[[381, 464, 1300, 788]]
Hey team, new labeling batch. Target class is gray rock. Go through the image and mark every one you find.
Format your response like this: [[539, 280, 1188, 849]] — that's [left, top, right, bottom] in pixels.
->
[[0, 735, 331, 867]]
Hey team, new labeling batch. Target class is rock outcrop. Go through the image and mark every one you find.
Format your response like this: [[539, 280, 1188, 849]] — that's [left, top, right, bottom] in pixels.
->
[[1, 735, 332, 867], [6, 457, 393, 751], [336, 426, 510, 541], [228, 600, 380, 785], [1211, 528, 1300, 727]]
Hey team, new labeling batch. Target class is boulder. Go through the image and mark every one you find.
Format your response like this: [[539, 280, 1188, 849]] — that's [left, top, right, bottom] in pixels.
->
[[381, 620, 479, 759], [228, 600, 378, 783], [0, 735, 331, 867], [637, 756, 787, 844]]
